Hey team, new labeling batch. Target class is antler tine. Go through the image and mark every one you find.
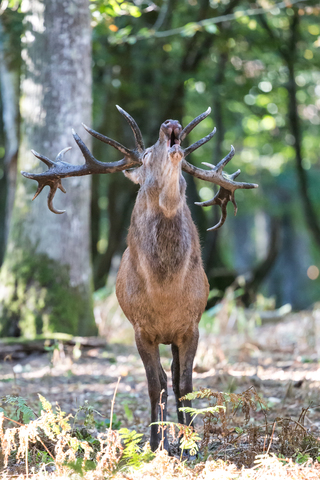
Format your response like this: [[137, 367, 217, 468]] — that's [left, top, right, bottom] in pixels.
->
[[195, 188, 237, 231], [47, 183, 66, 214], [184, 128, 216, 158], [72, 128, 101, 166], [31, 183, 45, 201], [229, 169, 241, 180], [179, 107, 212, 142], [208, 204, 228, 231], [82, 123, 134, 158], [31, 150, 55, 168], [116, 105, 145, 153], [56, 146, 72, 162], [215, 145, 235, 172]]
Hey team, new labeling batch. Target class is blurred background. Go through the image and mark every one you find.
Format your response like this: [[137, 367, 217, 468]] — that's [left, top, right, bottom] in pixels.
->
[[0, 0, 319, 339]]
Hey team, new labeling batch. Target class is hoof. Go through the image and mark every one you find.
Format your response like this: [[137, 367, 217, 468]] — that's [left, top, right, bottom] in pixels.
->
[[180, 449, 198, 461]]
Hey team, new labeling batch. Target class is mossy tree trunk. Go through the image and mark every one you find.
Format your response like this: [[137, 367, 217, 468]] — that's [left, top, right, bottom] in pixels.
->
[[0, 0, 96, 337]]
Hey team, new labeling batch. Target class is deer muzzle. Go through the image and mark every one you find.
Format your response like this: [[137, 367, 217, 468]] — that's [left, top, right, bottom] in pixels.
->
[[160, 120, 182, 148]]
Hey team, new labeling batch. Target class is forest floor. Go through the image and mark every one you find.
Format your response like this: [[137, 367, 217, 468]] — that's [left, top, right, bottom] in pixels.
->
[[1, 306, 320, 478]]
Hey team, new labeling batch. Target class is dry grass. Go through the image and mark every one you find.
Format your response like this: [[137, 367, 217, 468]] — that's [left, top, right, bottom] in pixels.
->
[[2, 304, 320, 478], [1, 451, 320, 480], [1, 387, 320, 480]]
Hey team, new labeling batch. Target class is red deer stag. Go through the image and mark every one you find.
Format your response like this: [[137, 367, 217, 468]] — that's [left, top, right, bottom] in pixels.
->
[[22, 106, 257, 452]]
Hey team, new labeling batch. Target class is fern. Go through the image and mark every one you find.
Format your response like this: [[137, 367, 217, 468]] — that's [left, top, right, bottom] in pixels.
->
[[1, 395, 35, 423], [179, 428, 201, 456], [38, 394, 53, 413], [119, 428, 154, 468], [179, 406, 225, 417]]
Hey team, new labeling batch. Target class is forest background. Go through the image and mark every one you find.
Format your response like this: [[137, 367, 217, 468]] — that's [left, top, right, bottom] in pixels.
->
[[0, 0, 319, 338]]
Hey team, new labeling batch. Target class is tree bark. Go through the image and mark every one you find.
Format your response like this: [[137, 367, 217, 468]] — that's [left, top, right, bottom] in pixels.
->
[[0, 0, 96, 337], [0, 15, 20, 263]]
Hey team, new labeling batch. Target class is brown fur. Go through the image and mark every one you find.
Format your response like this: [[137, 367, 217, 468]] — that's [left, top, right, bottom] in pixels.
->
[[116, 121, 209, 451]]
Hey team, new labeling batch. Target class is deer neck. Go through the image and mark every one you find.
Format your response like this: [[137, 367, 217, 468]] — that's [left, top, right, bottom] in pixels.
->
[[141, 142, 186, 218], [126, 140, 195, 284]]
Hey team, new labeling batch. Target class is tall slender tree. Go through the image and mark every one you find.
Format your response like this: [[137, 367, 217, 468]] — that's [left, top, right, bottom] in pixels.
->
[[0, 10, 22, 263], [0, 0, 96, 337]]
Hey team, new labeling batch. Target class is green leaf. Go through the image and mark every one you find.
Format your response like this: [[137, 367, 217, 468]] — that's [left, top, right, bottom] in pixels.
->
[[204, 24, 218, 34], [38, 394, 53, 413], [123, 403, 133, 421], [179, 405, 225, 416], [181, 22, 200, 37]]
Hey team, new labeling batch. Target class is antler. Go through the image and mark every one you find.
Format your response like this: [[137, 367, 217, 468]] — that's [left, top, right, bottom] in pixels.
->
[[180, 108, 258, 231], [21, 106, 144, 214], [22, 105, 257, 229]]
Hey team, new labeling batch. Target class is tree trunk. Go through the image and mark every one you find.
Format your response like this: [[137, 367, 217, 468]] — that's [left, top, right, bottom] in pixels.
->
[[0, 15, 20, 264], [259, 11, 320, 248], [286, 54, 320, 247], [0, 0, 96, 337], [203, 49, 228, 274]]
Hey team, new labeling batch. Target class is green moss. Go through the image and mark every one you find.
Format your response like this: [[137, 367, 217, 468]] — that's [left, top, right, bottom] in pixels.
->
[[0, 245, 96, 338]]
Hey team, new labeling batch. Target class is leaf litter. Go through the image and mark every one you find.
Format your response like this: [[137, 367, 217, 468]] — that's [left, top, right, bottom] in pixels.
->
[[1, 309, 320, 478]]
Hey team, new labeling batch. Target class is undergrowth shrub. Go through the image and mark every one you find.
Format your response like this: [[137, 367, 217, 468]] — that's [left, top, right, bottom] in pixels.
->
[[0, 387, 320, 478]]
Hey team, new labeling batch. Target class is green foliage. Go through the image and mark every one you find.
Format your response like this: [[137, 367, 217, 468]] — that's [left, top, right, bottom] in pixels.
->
[[0, 394, 35, 423], [37, 394, 74, 439], [72, 399, 121, 432], [32, 450, 52, 466], [73, 400, 103, 430], [87, 0, 320, 308], [202, 286, 260, 335], [95, 415, 121, 431], [295, 452, 311, 465], [0, 5, 24, 70], [179, 428, 201, 457], [65, 457, 96, 477], [91, 0, 141, 19], [179, 405, 226, 417], [119, 428, 154, 468], [122, 401, 134, 422]]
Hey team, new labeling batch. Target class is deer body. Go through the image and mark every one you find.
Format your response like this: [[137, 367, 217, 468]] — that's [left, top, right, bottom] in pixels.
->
[[23, 106, 258, 453], [116, 125, 209, 450], [116, 141, 209, 343]]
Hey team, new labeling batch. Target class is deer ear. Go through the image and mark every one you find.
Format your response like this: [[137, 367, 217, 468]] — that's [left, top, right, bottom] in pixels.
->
[[124, 168, 141, 184]]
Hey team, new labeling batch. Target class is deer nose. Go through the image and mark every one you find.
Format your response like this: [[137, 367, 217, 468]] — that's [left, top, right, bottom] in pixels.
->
[[161, 120, 182, 142]]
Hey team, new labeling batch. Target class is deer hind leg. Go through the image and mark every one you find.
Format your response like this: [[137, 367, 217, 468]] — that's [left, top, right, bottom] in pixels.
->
[[172, 328, 199, 458], [158, 360, 170, 451], [135, 331, 169, 452]]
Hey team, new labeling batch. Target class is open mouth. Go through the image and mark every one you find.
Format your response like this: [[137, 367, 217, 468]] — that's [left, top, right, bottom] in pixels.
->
[[169, 130, 180, 148], [162, 120, 182, 148]]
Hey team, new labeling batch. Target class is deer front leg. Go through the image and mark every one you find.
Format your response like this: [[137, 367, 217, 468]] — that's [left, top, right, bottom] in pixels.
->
[[171, 344, 184, 424], [176, 327, 199, 426], [135, 331, 169, 452], [174, 327, 199, 458]]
